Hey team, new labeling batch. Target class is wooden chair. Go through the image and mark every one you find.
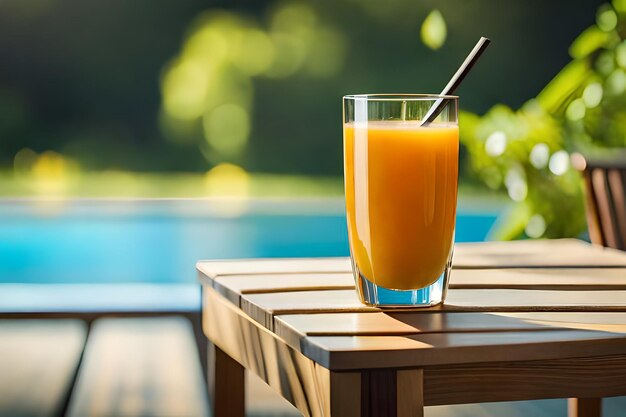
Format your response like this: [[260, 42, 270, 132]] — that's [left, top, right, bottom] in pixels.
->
[[0, 320, 86, 417], [572, 152, 626, 251], [67, 317, 209, 417]]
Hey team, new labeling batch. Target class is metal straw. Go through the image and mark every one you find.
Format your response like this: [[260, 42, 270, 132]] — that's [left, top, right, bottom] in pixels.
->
[[420, 37, 491, 126]]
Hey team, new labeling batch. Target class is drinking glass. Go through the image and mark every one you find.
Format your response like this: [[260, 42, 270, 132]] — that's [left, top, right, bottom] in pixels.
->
[[343, 94, 459, 307]]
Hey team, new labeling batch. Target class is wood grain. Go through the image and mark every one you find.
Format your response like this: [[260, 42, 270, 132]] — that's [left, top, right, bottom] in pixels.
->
[[275, 312, 565, 348], [424, 356, 626, 405], [241, 288, 626, 330], [397, 369, 423, 417], [452, 238, 626, 268], [242, 290, 375, 329], [203, 285, 626, 414], [203, 286, 356, 416], [206, 285, 626, 370], [568, 398, 602, 417], [196, 240, 626, 289], [220, 273, 354, 294], [582, 170, 605, 246], [361, 369, 396, 417], [275, 311, 626, 352], [67, 317, 208, 417], [450, 268, 626, 290], [444, 289, 626, 312], [197, 258, 351, 281], [316, 366, 361, 417], [608, 169, 626, 250], [0, 320, 86, 417], [592, 168, 619, 249], [197, 242, 626, 413], [493, 312, 626, 333], [302, 331, 626, 370], [212, 273, 354, 306], [202, 268, 626, 313]]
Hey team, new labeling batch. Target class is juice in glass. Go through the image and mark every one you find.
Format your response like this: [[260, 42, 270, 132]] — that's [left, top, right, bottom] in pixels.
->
[[343, 95, 459, 307]]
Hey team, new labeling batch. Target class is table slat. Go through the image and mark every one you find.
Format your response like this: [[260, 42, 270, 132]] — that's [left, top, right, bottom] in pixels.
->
[[494, 312, 626, 333], [196, 240, 626, 286], [275, 312, 564, 349], [212, 273, 354, 306], [450, 268, 626, 290], [275, 312, 626, 349], [452, 239, 626, 268], [243, 289, 626, 330], [445, 289, 626, 311], [242, 290, 377, 329], [197, 258, 351, 278], [303, 331, 626, 370], [206, 268, 626, 308]]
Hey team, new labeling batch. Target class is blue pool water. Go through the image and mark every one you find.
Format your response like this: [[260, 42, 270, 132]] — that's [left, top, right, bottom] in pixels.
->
[[0, 199, 499, 284]]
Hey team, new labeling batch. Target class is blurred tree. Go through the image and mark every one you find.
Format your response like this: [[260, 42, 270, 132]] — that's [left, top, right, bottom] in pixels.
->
[[159, 4, 347, 167], [158, 0, 603, 177], [0, 0, 604, 180], [460, 0, 626, 239]]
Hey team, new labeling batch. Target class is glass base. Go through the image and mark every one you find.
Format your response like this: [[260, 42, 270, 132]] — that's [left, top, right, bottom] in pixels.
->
[[353, 263, 451, 308]]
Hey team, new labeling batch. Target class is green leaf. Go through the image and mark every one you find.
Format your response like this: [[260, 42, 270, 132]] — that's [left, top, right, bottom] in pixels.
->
[[536, 60, 590, 114], [420, 10, 447, 50], [616, 40, 626, 68], [596, 4, 618, 32], [569, 26, 611, 58], [614, 0, 626, 13]]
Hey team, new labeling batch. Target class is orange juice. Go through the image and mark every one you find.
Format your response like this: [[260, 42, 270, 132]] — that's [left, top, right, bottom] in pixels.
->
[[344, 121, 458, 290]]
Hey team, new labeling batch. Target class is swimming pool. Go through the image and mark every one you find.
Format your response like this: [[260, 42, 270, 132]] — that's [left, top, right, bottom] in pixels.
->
[[0, 199, 499, 284]]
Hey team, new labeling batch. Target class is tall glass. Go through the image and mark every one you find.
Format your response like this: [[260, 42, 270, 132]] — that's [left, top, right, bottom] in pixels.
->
[[343, 94, 459, 307]]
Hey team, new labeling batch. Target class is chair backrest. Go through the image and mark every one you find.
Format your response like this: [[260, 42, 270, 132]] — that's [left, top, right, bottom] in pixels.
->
[[573, 153, 626, 251]]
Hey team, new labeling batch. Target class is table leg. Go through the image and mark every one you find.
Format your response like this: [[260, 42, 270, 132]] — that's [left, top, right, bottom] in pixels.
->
[[357, 369, 424, 417], [207, 342, 245, 417], [568, 398, 602, 417], [397, 369, 424, 417], [323, 369, 362, 417]]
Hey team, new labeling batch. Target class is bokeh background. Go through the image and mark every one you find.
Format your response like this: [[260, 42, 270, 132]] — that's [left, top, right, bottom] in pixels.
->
[[1, 0, 625, 240], [2, 4, 626, 416]]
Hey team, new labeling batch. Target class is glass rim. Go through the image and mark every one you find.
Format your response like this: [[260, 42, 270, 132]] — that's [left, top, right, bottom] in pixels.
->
[[343, 93, 458, 101]]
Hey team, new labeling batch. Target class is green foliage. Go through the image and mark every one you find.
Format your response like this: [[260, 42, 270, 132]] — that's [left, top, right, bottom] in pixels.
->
[[569, 27, 611, 59], [421, 9, 447, 50], [536, 60, 591, 113], [160, 4, 348, 166], [461, 0, 626, 239]]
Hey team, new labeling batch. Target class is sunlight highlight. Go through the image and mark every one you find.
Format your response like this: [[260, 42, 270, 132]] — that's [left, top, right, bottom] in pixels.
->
[[204, 163, 250, 197]]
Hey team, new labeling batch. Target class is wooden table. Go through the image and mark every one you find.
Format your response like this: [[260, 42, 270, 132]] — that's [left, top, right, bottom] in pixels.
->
[[197, 239, 626, 417]]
